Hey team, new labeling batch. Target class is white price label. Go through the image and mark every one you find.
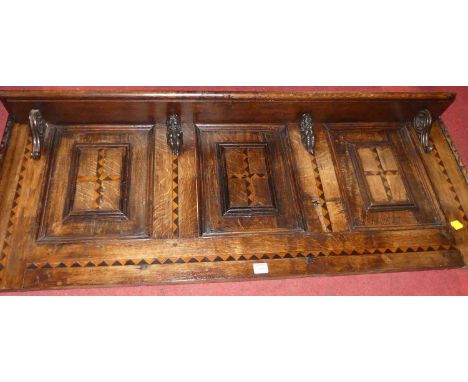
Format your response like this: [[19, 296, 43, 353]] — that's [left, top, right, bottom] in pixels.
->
[[253, 263, 269, 274]]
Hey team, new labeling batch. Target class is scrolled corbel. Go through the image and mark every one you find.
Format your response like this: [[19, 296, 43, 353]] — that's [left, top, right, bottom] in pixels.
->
[[166, 113, 183, 156], [299, 112, 315, 155], [413, 109, 433, 153], [29, 109, 47, 159]]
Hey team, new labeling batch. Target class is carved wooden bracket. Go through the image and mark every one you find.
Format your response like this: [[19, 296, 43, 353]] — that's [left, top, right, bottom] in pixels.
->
[[413, 109, 433, 153], [299, 112, 315, 154], [166, 113, 183, 156], [28, 109, 47, 159]]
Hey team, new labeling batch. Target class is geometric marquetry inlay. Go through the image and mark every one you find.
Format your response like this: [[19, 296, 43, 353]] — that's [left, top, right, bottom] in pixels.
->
[[218, 143, 276, 216], [328, 125, 443, 229], [65, 144, 129, 218], [0, 90, 465, 292], [356, 145, 411, 207], [197, 124, 304, 236], [37, 126, 152, 242]]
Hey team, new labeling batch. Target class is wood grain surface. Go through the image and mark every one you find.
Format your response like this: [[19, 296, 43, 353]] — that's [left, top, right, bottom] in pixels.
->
[[0, 90, 466, 291]]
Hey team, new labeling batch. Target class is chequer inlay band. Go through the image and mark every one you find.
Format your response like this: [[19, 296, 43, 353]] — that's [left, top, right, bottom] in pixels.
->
[[309, 152, 332, 232], [430, 138, 468, 224], [24, 244, 457, 270], [172, 154, 179, 236], [0, 137, 32, 283]]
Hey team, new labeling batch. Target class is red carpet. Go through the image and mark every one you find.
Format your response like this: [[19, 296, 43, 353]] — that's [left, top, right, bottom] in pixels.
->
[[1, 86, 467, 295]]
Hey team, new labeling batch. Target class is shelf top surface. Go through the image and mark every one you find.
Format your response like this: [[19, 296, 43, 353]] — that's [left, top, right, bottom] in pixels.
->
[[0, 89, 456, 101], [0, 90, 457, 125]]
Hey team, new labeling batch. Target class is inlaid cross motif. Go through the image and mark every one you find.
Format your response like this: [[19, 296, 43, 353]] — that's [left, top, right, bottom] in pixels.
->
[[356, 145, 410, 205], [228, 149, 267, 207], [76, 149, 121, 209], [219, 144, 276, 216], [67, 145, 128, 215], [364, 147, 398, 201]]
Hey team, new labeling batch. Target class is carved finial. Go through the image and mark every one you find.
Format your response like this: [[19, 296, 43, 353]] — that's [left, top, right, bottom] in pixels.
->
[[166, 113, 183, 156], [413, 109, 433, 153], [299, 112, 315, 154], [29, 109, 47, 159]]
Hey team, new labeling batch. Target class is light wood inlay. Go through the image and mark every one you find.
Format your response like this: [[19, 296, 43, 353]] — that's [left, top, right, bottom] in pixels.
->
[[0, 91, 465, 291]]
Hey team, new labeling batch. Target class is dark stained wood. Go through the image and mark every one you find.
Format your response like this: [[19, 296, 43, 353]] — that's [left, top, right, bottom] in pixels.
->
[[0, 90, 456, 125], [0, 91, 466, 291], [0, 90, 456, 100]]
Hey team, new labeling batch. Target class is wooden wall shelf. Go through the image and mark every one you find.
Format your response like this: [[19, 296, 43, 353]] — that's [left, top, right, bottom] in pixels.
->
[[0, 90, 466, 291]]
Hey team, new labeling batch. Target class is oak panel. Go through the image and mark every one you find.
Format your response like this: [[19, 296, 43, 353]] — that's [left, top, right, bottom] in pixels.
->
[[37, 125, 154, 242], [327, 123, 444, 230], [0, 91, 465, 291], [196, 124, 305, 236]]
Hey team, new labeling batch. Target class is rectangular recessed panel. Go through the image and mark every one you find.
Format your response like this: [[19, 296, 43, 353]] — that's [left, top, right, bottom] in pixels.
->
[[197, 124, 304, 236], [327, 124, 443, 229], [37, 126, 153, 242]]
